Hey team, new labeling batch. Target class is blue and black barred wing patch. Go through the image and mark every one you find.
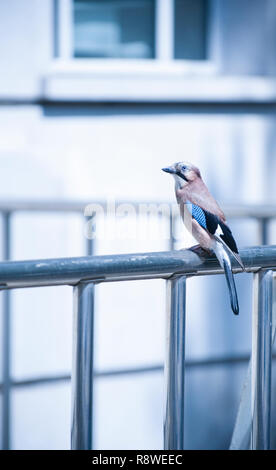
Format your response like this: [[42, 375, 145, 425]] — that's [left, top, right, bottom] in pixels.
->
[[186, 202, 207, 229], [187, 202, 239, 254], [192, 204, 207, 229]]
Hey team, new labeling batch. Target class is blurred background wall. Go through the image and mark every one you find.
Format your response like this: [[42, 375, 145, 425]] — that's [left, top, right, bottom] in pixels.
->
[[0, 0, 276, 450]]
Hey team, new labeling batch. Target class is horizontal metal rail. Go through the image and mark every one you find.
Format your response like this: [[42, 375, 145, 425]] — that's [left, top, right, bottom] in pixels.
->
[[0, 199, 275, 219], [0, 245, 275, 290]]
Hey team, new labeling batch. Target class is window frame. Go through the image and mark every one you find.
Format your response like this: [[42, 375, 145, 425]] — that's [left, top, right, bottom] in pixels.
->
[[47, 0, 217, 101], [54, 0, 215, 68]]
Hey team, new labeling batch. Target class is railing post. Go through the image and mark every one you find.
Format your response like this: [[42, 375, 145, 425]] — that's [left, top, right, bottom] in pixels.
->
[[259, 218, 269, 245], [164, 275, 186, 450], [168, 212, 175, 251], [2, 212, 11, 450], [71, 282, 94, 450], [251, 270, 273, 450]]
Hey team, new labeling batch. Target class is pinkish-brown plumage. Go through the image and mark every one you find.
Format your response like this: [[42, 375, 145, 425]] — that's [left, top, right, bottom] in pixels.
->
[[176, 175, 226, 223]]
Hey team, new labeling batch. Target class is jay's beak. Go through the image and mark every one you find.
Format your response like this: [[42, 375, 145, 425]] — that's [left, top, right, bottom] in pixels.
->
[[162, 166, 175, 174]]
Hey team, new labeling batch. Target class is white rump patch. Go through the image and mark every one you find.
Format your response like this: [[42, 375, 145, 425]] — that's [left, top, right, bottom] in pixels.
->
[[215, 224, 223, 236]]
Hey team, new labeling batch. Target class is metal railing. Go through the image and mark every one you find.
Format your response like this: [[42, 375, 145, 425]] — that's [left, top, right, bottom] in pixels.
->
[[0, 244, 276, 449], [0, 200, 276, 450]]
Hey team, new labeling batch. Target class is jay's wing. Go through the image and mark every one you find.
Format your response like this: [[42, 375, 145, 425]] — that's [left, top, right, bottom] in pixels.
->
[[186, 202, 244, 270], [181, 183, 226, 222], [186, 201, 244, 315]]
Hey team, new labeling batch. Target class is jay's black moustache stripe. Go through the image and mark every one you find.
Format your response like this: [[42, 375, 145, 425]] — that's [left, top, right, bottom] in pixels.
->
[[176, 171, 188, 182]]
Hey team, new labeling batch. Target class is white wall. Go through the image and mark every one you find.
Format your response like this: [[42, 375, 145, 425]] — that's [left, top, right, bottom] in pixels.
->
[[0, 0, 52, 98]]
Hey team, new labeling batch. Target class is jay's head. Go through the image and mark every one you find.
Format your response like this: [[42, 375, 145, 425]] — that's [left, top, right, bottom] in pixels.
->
[[162, 162, 201, 189]]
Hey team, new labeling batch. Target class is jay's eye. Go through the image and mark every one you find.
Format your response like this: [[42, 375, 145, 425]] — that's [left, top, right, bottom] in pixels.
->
[[181, 165, 186, 171]]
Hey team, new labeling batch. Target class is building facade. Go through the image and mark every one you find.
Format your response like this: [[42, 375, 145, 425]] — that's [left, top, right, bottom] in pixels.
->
[[0, 0, 276, 450]]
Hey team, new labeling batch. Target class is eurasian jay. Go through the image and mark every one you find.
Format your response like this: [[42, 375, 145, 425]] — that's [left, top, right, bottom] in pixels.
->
[[162, 162, 244, 315]]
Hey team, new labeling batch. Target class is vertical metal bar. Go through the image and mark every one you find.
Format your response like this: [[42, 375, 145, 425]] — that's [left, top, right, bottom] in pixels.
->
[[85, 215, 95, 448], [164, 275, 186, 450], [71, 282, 94, 450], [168, 212, 174, 251], [230, 272, 276, 450], [71, 214, 96, 450], [2, 212, 11, 450], [85, 220, 94, 257], [259, 218, 269, 245], [251, 270, 273, 450]]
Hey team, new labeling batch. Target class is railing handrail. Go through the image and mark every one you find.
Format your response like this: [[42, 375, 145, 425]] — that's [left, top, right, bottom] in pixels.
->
[[0, 245, 275, 289]]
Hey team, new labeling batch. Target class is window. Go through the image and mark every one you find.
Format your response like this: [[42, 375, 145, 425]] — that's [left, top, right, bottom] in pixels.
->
[[174, 0, 208, 60], [73, 0, 155, 59], [66, 0, 209, 62]]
